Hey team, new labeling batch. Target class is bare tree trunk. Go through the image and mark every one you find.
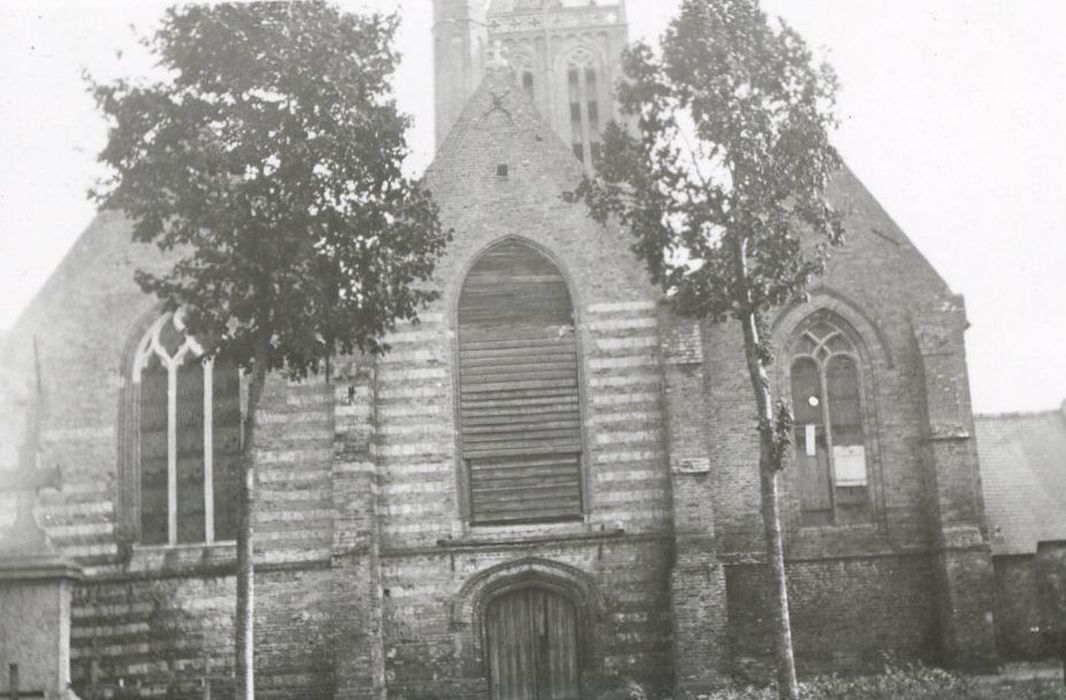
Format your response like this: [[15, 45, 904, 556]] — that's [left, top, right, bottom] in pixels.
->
[[235, 338, 268, 700], [739, 309, 799, 700]]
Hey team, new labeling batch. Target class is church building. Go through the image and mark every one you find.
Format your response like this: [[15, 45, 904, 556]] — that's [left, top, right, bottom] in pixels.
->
[[0, 1, 1001, 698]]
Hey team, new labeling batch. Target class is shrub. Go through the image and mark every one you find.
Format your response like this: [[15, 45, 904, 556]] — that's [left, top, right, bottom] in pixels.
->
[[652, 664, 1066, 700]]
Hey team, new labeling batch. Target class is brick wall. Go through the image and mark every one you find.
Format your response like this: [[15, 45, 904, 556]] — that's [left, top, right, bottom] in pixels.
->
[[727, 556, 938, 678]]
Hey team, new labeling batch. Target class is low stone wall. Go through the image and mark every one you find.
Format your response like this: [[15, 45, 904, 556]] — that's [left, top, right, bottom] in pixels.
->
[[992, 554, 1044, 659], [726, 554, 939, 678], [991, 543, 1066, 662]]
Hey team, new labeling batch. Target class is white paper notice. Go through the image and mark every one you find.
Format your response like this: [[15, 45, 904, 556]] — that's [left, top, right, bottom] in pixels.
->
[[833, 445, 867, 485], [804, 424, 816, 456]]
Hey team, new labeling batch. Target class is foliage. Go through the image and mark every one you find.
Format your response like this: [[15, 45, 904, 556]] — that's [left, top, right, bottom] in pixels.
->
[[89, 0, 450, 375], [88, 4, 449, 698], [565, 1, 845, 697], [623, 665, 1066, 700], [567, 0, 843, 330]]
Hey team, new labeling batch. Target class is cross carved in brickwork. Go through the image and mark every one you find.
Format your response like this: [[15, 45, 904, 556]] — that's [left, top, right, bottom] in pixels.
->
[[484, 90, 514, 121]]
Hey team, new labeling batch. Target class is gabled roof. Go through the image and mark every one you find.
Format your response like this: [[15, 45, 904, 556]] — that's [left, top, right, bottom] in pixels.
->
[[426, 66, 587, 197], [976, 405, 1066, 555]]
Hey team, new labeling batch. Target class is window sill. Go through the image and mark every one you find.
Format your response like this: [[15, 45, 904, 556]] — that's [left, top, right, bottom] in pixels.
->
[[132, 540, 237, 551], [443, 519, 621, 550], [796, 522, 878, 533], [126, 540, 237, 577], [468, 514, 585, 528]]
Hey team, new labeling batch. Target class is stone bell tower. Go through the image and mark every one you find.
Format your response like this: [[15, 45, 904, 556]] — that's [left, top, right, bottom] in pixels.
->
[[485, 0, 628, 168], [433, 1, 630, 164], [433, 0, 489, 146]]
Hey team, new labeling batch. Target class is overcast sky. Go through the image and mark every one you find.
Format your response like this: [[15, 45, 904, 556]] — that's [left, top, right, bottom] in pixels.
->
[[1, 0, 1064, 414]]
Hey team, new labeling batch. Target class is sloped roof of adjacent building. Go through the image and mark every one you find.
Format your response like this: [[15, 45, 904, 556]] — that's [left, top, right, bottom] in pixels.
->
[[976, 404, 1066, 556]]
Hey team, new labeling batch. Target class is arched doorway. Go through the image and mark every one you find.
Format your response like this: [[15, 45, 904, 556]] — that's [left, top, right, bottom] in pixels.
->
[[484, 587, 580, 700]]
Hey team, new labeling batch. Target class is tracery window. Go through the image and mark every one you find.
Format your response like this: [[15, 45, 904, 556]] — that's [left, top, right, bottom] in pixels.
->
[[788, 314, 870, 526], [457, 240, 584, 525], [133, 312, 240, 545], [566, 48, 602, 169]]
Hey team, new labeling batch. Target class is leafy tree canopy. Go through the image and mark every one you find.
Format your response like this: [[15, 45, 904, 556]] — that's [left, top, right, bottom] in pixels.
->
[[570, 0, 843, 342], [90, 0, 450, 376]]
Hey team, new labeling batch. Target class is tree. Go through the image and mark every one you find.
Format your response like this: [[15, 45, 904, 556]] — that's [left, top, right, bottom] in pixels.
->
[[88, 4, 450, 698], [566, 1, 842, 697]]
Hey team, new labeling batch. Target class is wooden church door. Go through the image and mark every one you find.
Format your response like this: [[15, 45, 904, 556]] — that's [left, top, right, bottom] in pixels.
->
[[485, 588, 580, 700]]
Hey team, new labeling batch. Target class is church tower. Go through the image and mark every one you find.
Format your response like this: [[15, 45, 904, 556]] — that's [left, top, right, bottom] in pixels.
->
[[484, 0, 628, 168], [434, 0, 630, 169], [433, 0, 489, 146]]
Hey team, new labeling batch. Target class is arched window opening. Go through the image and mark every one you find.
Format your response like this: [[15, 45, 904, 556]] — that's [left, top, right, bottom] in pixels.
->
[[566, 49, 602, 169], [458, 240, 583, 525], [485, 586, 580, 700], [521, 70, 535, 99], [133, 312, 240, 545], [789, 315, 869, 526]]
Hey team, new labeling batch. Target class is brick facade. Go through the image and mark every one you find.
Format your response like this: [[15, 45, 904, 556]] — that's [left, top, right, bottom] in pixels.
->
[[0, 2, 1001, 697]]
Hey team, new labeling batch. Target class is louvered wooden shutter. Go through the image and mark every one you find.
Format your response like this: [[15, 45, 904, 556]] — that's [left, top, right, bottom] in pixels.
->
[[459, 240, 583, 524]]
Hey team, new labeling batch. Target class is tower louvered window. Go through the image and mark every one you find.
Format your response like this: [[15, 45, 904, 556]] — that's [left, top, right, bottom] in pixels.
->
[[458, 240, 584, 524], [789, 314, 870, 526], [134, 312, 241, 545]]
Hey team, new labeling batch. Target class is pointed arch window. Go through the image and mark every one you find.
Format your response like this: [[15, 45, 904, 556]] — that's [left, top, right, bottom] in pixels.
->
[[457, 240, 584, 525], [788, 314, 870, 526], [132, 312, 240, 545], [566, 48, 602, 169]]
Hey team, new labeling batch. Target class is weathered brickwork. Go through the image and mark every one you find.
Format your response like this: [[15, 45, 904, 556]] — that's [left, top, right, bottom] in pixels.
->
[[68, 567, 337, 699], [0, 4, 1005, 696], [727, 556, 938, 677]]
